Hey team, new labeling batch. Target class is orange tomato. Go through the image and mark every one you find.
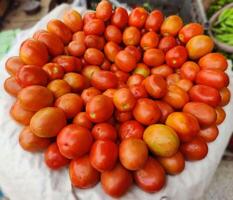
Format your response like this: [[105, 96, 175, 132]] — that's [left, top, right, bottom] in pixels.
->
[[151, 64, 173, 78], [180, 61, 200, 81], [47, 79, 71, 99], [43, 63, 64, 80], [219, 87, 231, 106], [215, 106, 226, 125], [123, 26, 141, 46], [129, 7, 148, 28], [140, 31, 159, 50], [161, 15, 183, 36], [81, 87, 101, 104], [145, 10, 164, 32], [84, 48, 104, 66], [198, 125, 219, 143], [96, 0, 112, 21], [104, 41, 121, 62], [5, 56, 24, 76], [67, 41, 86, 57], [63, 9, 83, 32], [105, 25, 122, 44], [143, 48, 165, 67], [111, 7, 128, 29], [115, 50, 136, 72], [73, 112, 93, 129], [4, 76, 23, 97]]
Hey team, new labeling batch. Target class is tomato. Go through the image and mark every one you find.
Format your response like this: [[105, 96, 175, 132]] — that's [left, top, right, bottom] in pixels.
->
[[4, 76, 23, 97], [189, 84, 221, 107], [55, 93, 83, 118], [19, 126, 50, 152], [63, 9, 83, 32], [133, 63, 150, 77], [84, 48, 104, 65], [91, 70, 118, 91], [118, 81, 128, 89], [125, 46, 142, 63], [73, 112, 93, 129], [18, 85, 54, 111], [134, 157, 166, 192], [180, 61, 200, 81], [16, 65, 48, 87], [119, 138, 148, 170], [175, 79, 193, 92], [143, 124, 179, 157], [166, 112, 200, 142], [86, 95, 114, 123], [96, 0, 112, 21], [5, 56, 24, 76], [84, 35, 105, 50], [133, 98, 161, 125], [30, 107, 66, 138], [53, 55, 82, 72], [47, 79, 71, 98], [57, 124, 93, 159], [47, 19, 72, 44], [72, 31, 85, 42], [198, 53, 228, 71], [114, 110, 133, 122], [215, 106, 226, 125], [67, 41, 86, 57], [198, 125, 219, 143], [19, 39, 48, 66], [127, 74, 144, 87], [83, 19, 105, 35], [42, 63, 64, 80], [123, 26, 141, 46], [83, 11, 96, 25], [178, 23, 204, 43], [44, 143, 70, 170], [129, 84, 148, 99], [115, 70, 129, 83], [219, 87, 231, 106], [104, 25, 122, 44], [63, 72, 86, 92], [158, 151, 185, 175], [129, 7, 148, 28], [92, 123, 117, 141], [158, 36, 177, 52], [151, 64, 173, 78], [163, 85, 189, 109], [81, 87, 101, 104], [154, 101, 174, 123], [119, 120, 144, 140], [186, 35, 214, 60], [161, 15, 183, 36], [33, 30, 64, 56], [10, 101, 35, 125], [145, 10, 164, 32], [144, 74, 167, 98], [166, 73, 180, 86], [102, 89, 116, 100], [165, 46, 188, 68], [183, 102, 216, 127], [180, 137, 208, 161], [69, 155, 100, 188], [90, 140, 118, 172], [100, 58, 111, 71], [196, 69, 229, 89], [104, 41, 121, 62], [82, 65, 101, 80], [115, 50, 136, 72], [101, 163, 132, 197], [143, 48, 165, 67], [140, 31, 159, 50], [111, 7, 128, 29]]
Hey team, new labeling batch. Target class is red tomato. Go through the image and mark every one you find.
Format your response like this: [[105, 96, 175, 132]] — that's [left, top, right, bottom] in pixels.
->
[[5, 56, 24, 76], [129, 7, 148, 28], [105, 25, 122, 44], [73, 112, 93, 129], [63, 72, 86, 92], [119, 120, 144, 140], [198, 125, 219, 143], [96, 0, 112, 21], [115, 70, 130, 83], [154, 100, 174, 123], [125, 46, 142, 63], [151, 64, 173, 77], [111, 7, 128, 29], [43, 63, 64, 80], [82, 65, 101, 80], [101, 58, 111, 70], [67, 41, 86, 57], [81, 87, 101, 104], [63, 9, 83, 32], [175, 79, 193, 92], [83, 19, 105, 35], [180, 61, 200, 81], [84, 35, 105, 50], [83, 12, 96, 25], [104, 41, 121, 62], [115, 50, 137, 72], [4, 76, 23, 97], [143, 48, 165, 67], [103, 88, 117, 99], [72, 31, 85, 43], [129, 84, 148, 99], [133, 63, 150, 77], [123, 26, 141, 46], [219, 87, 231, 106], [53, 55, 82, 72], [158, 36, 177, 52], [127, 74, 144, 87], [166, 73, 180, 86], [47, 79, 71, 99], [161, 15, 183, 36], [114, 110, 133, 123], [84, 48, 104, 66], [140, 31, 159, 50], [215, 106, 226, 125], [145, 10, 164, 32], [92, 123, 117, 141]]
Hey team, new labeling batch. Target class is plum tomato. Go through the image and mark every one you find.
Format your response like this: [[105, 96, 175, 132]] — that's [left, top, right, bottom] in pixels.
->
[[180, 61, 200, 81], [63, 72, 86, 92], [103, 88, 117, 100], [105, 25, 122, 44], [96, 0, 112, 21], [104, 41, 121, 62], [115, 50, 137, 72], [63, 9, 83, 32], [5, 56, 24, 76], [175, 79, 193, 92], [166, 73, 180, 86], [47, 79, 71, 99], [140, 31, 159, 50], [83, 12, 96, 25], [73, 112, 93, 129], [67, 41, 86, 57], [114, 110, 133, 123], [92, 123, 117, 141], [57, 124, 93, 159], [161, 15, 183, 36], [53, 55, 82, 72], [158, 36, 177, 52], [125, 46, 142, 63], [133, 63, 150, 77], [84, 35, 105, 50], [81, 87, 101, 104], [101, 58, 111, 70], [215, 106, 226, 125], [72, 31, 85, 43], [84, 48, 104, 66], [43, 63, 64, 80], [129, 84, 148, 99], [151, 64, 173, 78], [198, 125, 219, 143], [115, 70, 130, 83], [154, 100, 174, 123], [83, 19, 105, 36], [127, 74, 144, 87], [145, 10, 164, 32], [111, 7, 128, 29], [143, 48, 165, 67], [119, 120, 144, 140], [219, 87, 231, 106], [122, 26, 141, 46], [82, 65, 101, 80], [129, 7, 148, 28], [4, 76, 23, 97]]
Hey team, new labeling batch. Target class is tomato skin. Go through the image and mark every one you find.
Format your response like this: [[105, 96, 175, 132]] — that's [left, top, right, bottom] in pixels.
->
[[198, 53, 228, 71], [85, 35, 105, 50], [83, 12, 96, 25], [82, 65, 101, 80], [47, 79, 71, 99], [196, 69, 229, 89], [119, 120, 144, 140], [198, 125, 219, 143], [104, 41, 121, 62], [128, 7, 148, 28], [134, 157, 166, 192], [133, 63, 150, 77], [125, 46, 142, 63], [215, 106, 226, 125], [189, 84, 221, 107], [145, 10, 164, 32], [140, 31, 159, 50], [143, 48, 165, 67], [72, 31, 85, 42], [92, 123, 117, 141], [166, 112, 200, 142], [111, 7, 128, 29], [67, 41, 86, 57], [86, 95, 114, 123], [154, 101, 174, 123], [219, 87, 231, 106], [96, 0, 112, 21], [57, 124, 93, 159], [115, 50, 137, 72], [119, 138, 148, 170], [91, 70, 118, 91], [84, 48, 104, 66], [69, 155, 100, 188], [63, 72, 86, 92], [158, 36, 177, 53], [4, 76, 23, 97], [44, 143, 70, 170], [129, 84, 148, 99], [165, 46, 188, 68], [175, 79, 193, 92], [5, 56, 24, 76], [114, 110, 133, 122], [43, 63, 64, 80], [63, 9, 83, 32], [115, 70, 129, 83], [105, 25, 122, 44], [83, 19, 105, 36], [166, 73, 180, 86], [73, 112, 93, 129], [178, 23, 204, 43], [151, 64, 173, 78], [161, 15, 183, 36], [81, 87, 101, 104], [90, 140, 118, 172], [123, 26, 141, 46], [180, 61, 200, 81], [101, 58, 111, 70], [180, 137, 208, 161], [127, 74, 144, 87]]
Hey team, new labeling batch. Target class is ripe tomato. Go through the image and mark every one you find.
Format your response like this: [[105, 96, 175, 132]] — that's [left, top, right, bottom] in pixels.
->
[[180, 137, 208, 161], [57, 124, 93, 159], [175, 79, 193, 92], [44, 143, 70, 170], [67, 41, 86, 57], [133, 98, 161, 125], [119, 120, 144, 140], [82, 65, 101, 80], [158, 36, 177, 52], [198, 125, 219, 143], [129, 7, 148, 28], [101, 58, 111, 70], [186, 35, 214, 60], [96, 0, 112, 21], [143, 48, 165, 67], [166, 73, 180, 86], [102, 88, 116, 100], [19, 126, 50, 152], [219, 87, 231, 106], [215, 106, 226, 125], [91, 123, 117, 142], [101, 163, 132, 197], [53, 55, 82, 72], [198, 53, 228, 71], [115, 50, 136, 72], [5, 56, 24, 76], [105, 25, 122, 44], [180, 61, 200, 81], [161, 15, 183, 36], [104, 41, 121, 62], [133, 63, 150, 77], [125, 46, 142, 63], [83, 11, 96, 25], [85, 35, 105, 50], [18, 85, 54, 111], [42, 63, 64, 80], [129, 84, 148, 99], [189, 84, 221, 107], [123, 26, 141, 46], [145, 10, 164, 32], [83, 19, 105, 35], [84, 48, 104, 66], [119, 138, 148, 170], [114, 110, 133, 123], [69, 155, 100, 188], [166, 112, 200, 142], [72, 31, 85, 43], [151, 64, 173, 77], [111, 7, 128, 29], [63, 72, 86, 92], [20, 39, 48, 66], [127, 74, 144, 86], [134, 157, 166, 192], [140, 31, 159, 50], [63, 9, 83, 32], [10, 101, 35, 125], [30, 107, 67, 138], [154, 100, 174, 123], [90, 140, 118, 172], [81, 87, 101, 104], [86, 95, 114, 123], [178, 23, 204, 43], [73, 112, 93, 130], [165, 46, 188, 68], [4, 76, 23, 97], [158, 151, 185, 175], [115, 70, 129, 83], [47, 79, 71, 98]]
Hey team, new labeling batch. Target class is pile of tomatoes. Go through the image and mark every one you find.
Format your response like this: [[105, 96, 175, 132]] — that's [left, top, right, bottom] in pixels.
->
[[3, 0, 231, 197]]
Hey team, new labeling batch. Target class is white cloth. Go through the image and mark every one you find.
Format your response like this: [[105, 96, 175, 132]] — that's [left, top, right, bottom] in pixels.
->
[[0, 3, 233, 200]]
